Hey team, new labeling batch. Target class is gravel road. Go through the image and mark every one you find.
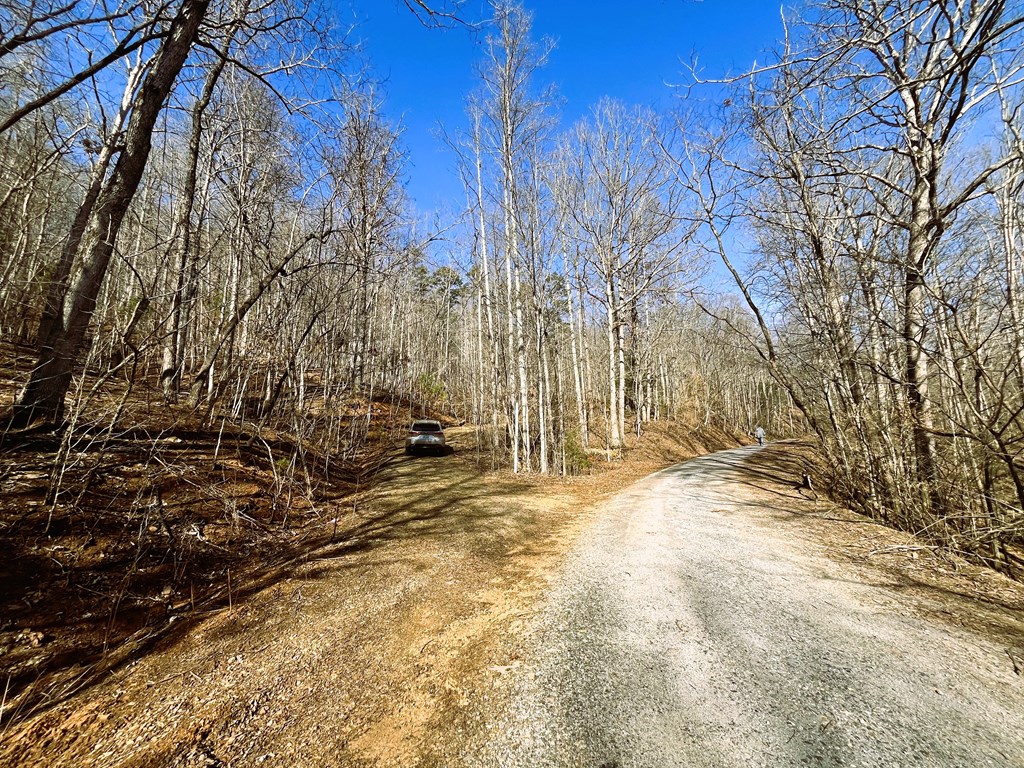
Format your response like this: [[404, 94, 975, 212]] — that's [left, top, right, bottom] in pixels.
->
[[470, 446, 1024, 768]]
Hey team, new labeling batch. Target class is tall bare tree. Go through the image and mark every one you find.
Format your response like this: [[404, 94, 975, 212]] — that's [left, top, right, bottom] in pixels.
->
[[8, 0, 212, 427]]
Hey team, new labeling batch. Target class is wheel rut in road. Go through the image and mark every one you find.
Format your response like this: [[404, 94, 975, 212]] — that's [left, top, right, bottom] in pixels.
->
[[470, 446, 1024, 768]]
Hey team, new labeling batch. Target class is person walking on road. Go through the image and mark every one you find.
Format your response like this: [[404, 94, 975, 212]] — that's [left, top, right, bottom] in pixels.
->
[[754, 425, 765, 446]]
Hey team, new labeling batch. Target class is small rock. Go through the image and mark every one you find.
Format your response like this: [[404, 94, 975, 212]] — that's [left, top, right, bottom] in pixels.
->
[[16, 630, 46, 648]]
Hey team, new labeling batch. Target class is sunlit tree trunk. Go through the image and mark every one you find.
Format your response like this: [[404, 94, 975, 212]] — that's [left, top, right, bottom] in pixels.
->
[[9, 0, 211, 427]]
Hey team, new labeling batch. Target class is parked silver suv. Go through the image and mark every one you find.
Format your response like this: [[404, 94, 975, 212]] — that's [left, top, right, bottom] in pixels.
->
[[405, 420, 446, 455]]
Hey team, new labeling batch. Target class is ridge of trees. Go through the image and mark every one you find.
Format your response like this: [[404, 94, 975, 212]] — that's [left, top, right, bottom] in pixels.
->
[[701, 0, 1024, 575], [1, 0, 1021, 576]]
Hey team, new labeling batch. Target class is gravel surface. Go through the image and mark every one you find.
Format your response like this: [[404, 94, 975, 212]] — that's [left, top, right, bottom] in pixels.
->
[[471, 446, 1024, 768]]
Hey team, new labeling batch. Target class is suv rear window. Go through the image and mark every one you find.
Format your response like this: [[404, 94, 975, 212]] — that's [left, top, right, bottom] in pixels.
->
[[412, 421, 441, 432]]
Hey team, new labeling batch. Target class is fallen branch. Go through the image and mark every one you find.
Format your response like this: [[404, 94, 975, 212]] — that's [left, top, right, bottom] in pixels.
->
[[866, 544, 940, 557]]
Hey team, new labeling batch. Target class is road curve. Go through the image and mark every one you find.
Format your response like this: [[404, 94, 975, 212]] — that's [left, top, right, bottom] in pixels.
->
[[469, 447, 1024, 768]]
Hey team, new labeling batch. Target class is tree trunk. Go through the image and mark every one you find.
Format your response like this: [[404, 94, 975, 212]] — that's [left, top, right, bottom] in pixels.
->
[[605, 281, 620, 449], [564, 251, 588, 447], [905, 177, 939, 494], [514, 260, 531, 470], [161, 27, 234, 401], [8, 0, 211, 428]]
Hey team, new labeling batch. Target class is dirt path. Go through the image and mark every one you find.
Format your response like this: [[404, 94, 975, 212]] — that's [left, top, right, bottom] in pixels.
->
[[3, 439, 1022, 767], [466, 446, 1024, 767]]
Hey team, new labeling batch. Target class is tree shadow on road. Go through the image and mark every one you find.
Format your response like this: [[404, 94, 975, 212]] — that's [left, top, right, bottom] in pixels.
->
[[715, 441, 1024, 649]]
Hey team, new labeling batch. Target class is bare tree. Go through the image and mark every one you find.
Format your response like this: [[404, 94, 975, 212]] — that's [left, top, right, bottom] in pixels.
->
[[679, 0, 1024, 570], [8, 0, 212, 427], [555, 100, 685, 450], [472, 1, 553, 471]]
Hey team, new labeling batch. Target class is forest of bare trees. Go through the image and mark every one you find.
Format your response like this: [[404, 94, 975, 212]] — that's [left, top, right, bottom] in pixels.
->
[[1, 0, 1021, 575], [703, 0, 1024, 575]]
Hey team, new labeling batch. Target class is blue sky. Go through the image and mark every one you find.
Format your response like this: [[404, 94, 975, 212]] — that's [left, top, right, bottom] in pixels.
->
[[350, 1, 790, 217]]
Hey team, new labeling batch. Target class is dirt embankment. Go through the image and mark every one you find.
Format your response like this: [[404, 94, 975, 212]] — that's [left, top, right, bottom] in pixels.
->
[[1, 420, 741, 767]]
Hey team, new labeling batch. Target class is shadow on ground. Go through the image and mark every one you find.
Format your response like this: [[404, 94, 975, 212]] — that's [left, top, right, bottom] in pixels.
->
[[709, 442, 1024, 650]]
